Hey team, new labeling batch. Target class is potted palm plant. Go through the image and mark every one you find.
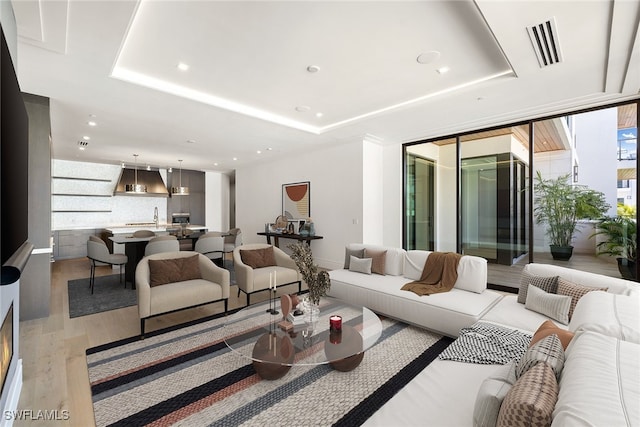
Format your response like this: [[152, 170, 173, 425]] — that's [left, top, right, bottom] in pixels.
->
[[534, 171, 609, 260], [591, 214, 637, 279]]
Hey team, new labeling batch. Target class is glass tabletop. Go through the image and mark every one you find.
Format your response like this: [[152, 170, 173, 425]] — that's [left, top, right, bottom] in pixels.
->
[[223, 297, 382, 367]]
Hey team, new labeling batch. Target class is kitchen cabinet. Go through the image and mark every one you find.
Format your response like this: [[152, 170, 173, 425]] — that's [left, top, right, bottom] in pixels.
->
[[53, 229, 103, 260], [167, 169, 205, 225]]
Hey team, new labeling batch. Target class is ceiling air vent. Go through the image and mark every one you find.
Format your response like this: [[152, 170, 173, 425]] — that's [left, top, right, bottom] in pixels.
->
[[527, 17, 563, 67], [77, 140, 88, 150]]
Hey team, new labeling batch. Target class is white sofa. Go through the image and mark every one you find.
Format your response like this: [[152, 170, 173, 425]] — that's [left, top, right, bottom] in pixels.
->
[[364, 262, 640, 426], [328, 243, 503, 337]]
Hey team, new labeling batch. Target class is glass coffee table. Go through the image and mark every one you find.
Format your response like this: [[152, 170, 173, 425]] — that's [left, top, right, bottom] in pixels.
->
[[223, 297, 382, 380]]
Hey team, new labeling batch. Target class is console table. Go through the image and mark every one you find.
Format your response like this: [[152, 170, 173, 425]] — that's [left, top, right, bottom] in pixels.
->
[[257, 232, 323, 248]]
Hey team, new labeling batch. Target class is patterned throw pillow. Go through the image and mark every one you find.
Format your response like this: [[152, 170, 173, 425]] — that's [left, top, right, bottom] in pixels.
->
[[517, 271, 559, 304], [473, 361, 517, 427], [343, 248, 365, 269], [516, 334, 565, 380], [525, 285, 572, 325], [239, 247, 277, 269], [557, 278, 608, 320], [497, 362, 559, 427], [364, 248, 387, 275]]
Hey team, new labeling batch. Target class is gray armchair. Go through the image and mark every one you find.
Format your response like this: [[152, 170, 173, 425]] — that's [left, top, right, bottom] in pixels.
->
[[195, 235, 224, 266], [223, 228, 242, 266], [144, 235, 180, 256], [233, 243, 301, 306], [86, 236, 128, 294]]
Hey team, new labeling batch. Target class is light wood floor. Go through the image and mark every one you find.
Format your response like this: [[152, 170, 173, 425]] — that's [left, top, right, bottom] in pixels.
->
[[15, 256, 303, 427]]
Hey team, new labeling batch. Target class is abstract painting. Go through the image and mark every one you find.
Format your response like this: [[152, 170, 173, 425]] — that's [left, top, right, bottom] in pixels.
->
[[282, 182, 310, 220]]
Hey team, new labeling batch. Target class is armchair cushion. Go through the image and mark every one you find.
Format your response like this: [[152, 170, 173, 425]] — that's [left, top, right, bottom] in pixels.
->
[[149, 254, 201, 287], [240, 246, 277, 269]]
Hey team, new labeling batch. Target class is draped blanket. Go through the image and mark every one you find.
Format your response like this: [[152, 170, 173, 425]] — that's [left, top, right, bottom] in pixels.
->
[[438, 322, 532, 365], [401, 252, 462, 296]]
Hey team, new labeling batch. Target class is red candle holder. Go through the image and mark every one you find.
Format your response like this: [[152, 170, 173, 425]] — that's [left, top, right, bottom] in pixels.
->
[[329, 315, 342, 331], [330, 329, 342, 344]]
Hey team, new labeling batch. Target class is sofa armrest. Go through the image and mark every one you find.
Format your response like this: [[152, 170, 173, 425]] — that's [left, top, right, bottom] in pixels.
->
[[135, 259, 152, 319], [199, 257, 231, 299]]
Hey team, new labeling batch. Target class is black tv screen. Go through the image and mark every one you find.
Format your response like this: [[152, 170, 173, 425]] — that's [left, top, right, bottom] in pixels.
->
[[1, 26, 29, 267]]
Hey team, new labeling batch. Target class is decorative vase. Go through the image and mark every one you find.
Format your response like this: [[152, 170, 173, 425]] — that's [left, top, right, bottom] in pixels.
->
[[309, 222, 315, 236], [301, 298, 320, 324]]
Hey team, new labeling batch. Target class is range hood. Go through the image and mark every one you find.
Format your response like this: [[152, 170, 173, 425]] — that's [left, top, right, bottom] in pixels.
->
[[114, 168, 169, 197]]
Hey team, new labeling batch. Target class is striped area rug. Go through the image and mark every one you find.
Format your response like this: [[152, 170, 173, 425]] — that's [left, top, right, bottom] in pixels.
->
[[87, 310, 453, 427]]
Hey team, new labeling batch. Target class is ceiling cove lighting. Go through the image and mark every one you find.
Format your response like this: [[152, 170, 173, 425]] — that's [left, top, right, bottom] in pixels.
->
[[125, 154, 147, 193], [171, 159, 189, 196]]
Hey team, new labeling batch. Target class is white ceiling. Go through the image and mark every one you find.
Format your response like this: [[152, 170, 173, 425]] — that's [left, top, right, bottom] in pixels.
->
[[11, 0, 640, 173]]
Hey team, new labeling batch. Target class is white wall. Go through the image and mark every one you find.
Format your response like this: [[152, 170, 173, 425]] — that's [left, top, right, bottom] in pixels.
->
[[205, 171, 230, 232], [574, 108, 619, 217], [382, 144, 402, 248], [236, 140, 364, 270], [52, 160, 169, 229], [363, 141, 383, 244]]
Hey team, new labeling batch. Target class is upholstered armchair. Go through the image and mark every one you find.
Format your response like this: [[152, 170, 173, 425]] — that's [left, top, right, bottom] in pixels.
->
[[144, 235, 180, 256], [86, 235, 128, 294], [135, 251, 230, 336], [233, 243, 301, 306]]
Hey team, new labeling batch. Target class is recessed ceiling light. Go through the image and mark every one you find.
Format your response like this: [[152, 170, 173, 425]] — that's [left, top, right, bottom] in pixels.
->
[[316, 112, 323, 118], [233, 157, 238, 161], [87, 121, 97, 126], [186, 139, 196, 144], [267, 147, 273, 151], [177, 62, 190, 71], [306, 65, 320, 73], [256, 150, 262, 154], [436, 66, 450, 74], [82, 135, 90, 140], [295, 106, 311, 113], [213, 162, 219, 166], [416, 51, 441, 64]]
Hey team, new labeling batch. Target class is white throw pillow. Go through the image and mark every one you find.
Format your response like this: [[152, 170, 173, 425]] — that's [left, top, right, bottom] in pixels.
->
[[348, 256, 372, 275], [473, 361, 517, 427], [525, 284, 571, 325]]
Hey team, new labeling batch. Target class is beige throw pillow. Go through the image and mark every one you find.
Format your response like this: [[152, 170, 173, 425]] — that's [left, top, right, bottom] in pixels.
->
[[525, 285, 571, 325], [364, 248, 387, 275]]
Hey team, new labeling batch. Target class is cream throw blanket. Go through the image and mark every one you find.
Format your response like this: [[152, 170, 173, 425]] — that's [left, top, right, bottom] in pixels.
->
[[401, 252, 462, 296]]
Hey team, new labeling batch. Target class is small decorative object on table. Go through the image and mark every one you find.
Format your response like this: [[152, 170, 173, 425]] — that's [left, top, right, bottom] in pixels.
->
[[329, 315, 342, 331], [266, 271, 279, 315], [288, 242, 330, 305], [278, 294, 294, 331]]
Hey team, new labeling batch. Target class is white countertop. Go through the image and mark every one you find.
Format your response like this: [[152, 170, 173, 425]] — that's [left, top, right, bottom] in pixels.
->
[[105, 225, 207, 234]]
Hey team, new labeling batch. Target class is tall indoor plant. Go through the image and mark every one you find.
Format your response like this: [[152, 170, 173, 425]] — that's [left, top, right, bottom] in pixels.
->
[[534, 171, 609, 260], [591, 214, 637, 279]]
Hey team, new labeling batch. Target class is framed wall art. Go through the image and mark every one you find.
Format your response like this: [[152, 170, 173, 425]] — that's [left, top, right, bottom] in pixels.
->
[[282, 181, 310, 220]]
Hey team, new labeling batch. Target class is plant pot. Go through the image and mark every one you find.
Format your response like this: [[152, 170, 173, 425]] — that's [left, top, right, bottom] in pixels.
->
[[616, 258, 637, 280], [550, 245, 573, 261]]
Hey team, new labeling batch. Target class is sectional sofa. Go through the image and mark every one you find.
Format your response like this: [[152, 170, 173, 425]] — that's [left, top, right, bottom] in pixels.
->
[[328, 244, 502, 337], [328, 244, 640, 426]]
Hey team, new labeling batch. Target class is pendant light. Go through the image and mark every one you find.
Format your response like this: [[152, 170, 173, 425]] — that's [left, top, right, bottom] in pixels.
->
[[171, 159, 189, 196], [125, 154, 147, 193]]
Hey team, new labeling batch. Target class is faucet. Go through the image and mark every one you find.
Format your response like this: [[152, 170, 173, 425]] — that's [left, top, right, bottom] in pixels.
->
[[153, 206, 159, 228]]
